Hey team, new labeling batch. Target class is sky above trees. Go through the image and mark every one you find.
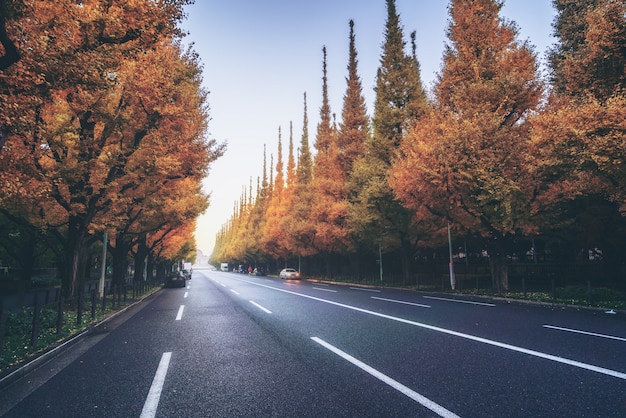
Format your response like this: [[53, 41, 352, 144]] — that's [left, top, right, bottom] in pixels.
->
[[181, 0, 556, 256]]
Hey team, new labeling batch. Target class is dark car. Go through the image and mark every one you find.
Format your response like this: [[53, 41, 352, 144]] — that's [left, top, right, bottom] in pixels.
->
[[167, 271, 187, 288]]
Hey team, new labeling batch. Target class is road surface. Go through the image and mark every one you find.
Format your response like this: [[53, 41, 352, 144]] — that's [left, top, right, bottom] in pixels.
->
[[1, 269, 624, 417]]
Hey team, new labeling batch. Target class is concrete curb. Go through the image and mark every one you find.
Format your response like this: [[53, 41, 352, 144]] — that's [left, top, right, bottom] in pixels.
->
[[305, 278, 624, 315]]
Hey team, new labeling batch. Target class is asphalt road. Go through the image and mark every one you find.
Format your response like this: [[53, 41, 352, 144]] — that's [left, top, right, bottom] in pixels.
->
[[1, 269, 625, 417]]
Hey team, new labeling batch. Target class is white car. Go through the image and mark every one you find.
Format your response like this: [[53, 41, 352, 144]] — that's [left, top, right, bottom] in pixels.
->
[[279, 268, 300, 279]]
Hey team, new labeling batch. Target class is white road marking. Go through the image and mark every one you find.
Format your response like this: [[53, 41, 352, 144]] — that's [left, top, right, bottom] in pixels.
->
[[175, 305, 185, 321], [233, 278, 626, 380], [423, 295, 495, 307], [371, 296, 431, 308], [184, 292, 188, 298], [349, 287, 381, 293], [250, 300, 272, 314], [543, 325, 626, 342], [140, 352, 172, 418], [313, 287, 337, 293], [311, 337, 460, 418], [230, 289, 240, 295]]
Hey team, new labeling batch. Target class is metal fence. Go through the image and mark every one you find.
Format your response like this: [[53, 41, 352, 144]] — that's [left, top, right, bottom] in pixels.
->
[[0, 277, 161, 373]]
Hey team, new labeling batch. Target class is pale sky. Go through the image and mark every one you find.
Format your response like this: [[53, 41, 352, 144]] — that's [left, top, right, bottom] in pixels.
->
[[181, 0, 557, 257]]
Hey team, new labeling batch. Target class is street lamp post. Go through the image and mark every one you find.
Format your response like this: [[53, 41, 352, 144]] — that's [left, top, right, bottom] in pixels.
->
[[379, 242, 383, 282], [448, 222, 456, 290], [99, 232, 108, 299]]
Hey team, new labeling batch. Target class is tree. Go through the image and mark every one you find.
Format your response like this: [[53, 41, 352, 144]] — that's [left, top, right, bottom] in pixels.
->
[[310, 47, 350, 274], [262, 127, 290, 261], [338, 20, 369, 190], [533, 0, 626, 276], [0, 1, 222, 296], [281, 93, 316, 261], [391, 0, 543, 292], [245, 147, 271, 266], [349, 0, 428, 283], [548, 0, 625, 101], [371, 0, 428, 164]]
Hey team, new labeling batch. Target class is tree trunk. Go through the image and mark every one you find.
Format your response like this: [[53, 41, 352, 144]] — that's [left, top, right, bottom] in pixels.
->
[[111, 232, 130, 287], [400, 237, 413, 286], [64, 215, 88, 298], [489, 250, 509, 294], [133, 234, 149, 284]]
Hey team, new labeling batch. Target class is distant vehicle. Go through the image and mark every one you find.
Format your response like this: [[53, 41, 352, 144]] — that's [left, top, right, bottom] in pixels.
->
[[279, 268, 300, 279], [220, 263, 229, 272], [182, 269, 192, 280], [167, 271, 186, 288]]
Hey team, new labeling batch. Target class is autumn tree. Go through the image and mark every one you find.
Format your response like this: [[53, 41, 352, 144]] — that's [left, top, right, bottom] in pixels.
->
[[280, 94, 316, 263], [262, 127, 290, 261], [531, 0, 626, 273], [310, 47, 350, 273], [548, 0, 625, 101], [245, 148, 271, 266], [391, 0, 542, 292], [102, 38, 219, 285], [349, 0, 428, 283], [0, 1, 221, 296], [338, 20, 369, 177]]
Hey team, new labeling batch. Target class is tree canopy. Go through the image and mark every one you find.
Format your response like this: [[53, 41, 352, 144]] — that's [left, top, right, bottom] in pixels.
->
[[0, 0, 224, 295]]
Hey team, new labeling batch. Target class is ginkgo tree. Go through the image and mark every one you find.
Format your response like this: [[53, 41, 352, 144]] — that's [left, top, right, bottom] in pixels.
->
[[391, 0, 543, 292], [531, 0, 626, 272], [349, 0, 427, 283], [261, 127, 290, 262], [0, 0, 223, 297], [310, 47, 351, 275]]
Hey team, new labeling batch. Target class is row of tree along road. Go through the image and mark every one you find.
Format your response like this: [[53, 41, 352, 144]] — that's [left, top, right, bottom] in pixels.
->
[[213, 0, 626, 300], [0, 1, 225, 301]]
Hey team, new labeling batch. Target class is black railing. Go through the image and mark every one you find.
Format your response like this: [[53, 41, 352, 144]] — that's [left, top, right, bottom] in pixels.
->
[[0, 277, 162, 375]]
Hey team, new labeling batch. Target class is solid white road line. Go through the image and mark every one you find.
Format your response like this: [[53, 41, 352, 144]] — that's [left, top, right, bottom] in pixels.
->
[[233, 278, 626, 381], [423, 295, 495, 307], [543, 325, 626, 342], [175, 305, 185, 321], [140, 352, 172, 418], [311, 337, 460, 418], [371, 296, 431, 308], [250, 300, 272, 314]]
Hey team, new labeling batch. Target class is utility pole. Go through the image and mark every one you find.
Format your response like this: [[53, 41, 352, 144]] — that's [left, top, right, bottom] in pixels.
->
[[448, 222, 455, 290], [379, 242, 383, 282], [99, 232, 108, 299]]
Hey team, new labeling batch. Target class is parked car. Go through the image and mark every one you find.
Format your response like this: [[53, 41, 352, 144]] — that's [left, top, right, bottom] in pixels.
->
[[167, 271, 187, 288], [279, 268, 300, 279]]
